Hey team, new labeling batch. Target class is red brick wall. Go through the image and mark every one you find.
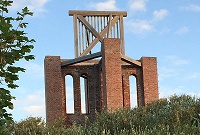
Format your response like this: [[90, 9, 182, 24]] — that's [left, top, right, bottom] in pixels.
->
[[102, 38, 123, 110], [44, 56, 65, 125], [141, 57, 159, 104], [61, 62, 101, 126], [121, 65, 145, 107], [44, 39, 159, 127]]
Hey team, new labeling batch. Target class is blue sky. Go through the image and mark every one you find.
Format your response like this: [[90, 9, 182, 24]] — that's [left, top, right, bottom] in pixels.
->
[[7, 0, 200, 121]]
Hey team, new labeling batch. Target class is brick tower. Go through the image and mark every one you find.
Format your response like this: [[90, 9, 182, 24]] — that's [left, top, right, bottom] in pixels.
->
[[44, 10, 159, 126]]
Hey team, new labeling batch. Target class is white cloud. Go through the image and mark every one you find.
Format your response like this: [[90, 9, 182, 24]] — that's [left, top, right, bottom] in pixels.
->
[[158, 67, 176, 81], [159, 27, 171, 35], [164, 55, 189, 66], [181, 4, 200, 12], [130, 93, 137, 108], [12, 91, 45, 120], [23, 105, 45, 117], [14, 91, 44, 106], [126, 19, 153, 34], [158, 55, 189, 80], [128, 0, 146, 13], [186, 72, 200, 80], [153, 9, 168, 20], [159, 85, 185, 98], [24, 62, 44, 78], [66, 86, 74, 113], [175, 26, 190, 35], [10, 0, 49, 15], [90, 0, 119, 11], [159, 85, 200, 98]]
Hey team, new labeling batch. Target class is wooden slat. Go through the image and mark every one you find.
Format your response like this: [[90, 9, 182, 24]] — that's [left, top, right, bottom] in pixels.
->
[[78, 20, 81, 55], [120, 15, 125, 55], [81, 23, 84, 54], [121, 54, 141, 67], [61, 52, 102, 66], [73, 14, 78, 58], [69, 10, 127, 17], [94, 16, 97, 30], [78, 15, 103, 42], [98, 17, 101, 32], [80, 16, 120, 57], [117, 21, 119, 38], [107, 14, 112, 38]]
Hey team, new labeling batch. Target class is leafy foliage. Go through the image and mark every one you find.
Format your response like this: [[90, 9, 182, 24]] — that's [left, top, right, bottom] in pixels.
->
[[0, 0, 35, 133], [9, 117, 46, 135], [8, 95, 200, 135]]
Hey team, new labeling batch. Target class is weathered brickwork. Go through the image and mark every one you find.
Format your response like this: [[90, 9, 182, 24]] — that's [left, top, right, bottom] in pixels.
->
[[44, 56, 65, 126], [44, 38, 159, 126], [102, 38, 123, 110], [141, 57, 159, 104]]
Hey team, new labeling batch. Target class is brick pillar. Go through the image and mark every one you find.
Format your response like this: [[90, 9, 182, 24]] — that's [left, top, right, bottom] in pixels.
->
[[122, 75, 130, 108], [95, 65, 101, 112], [102, 38, 123, 110], [141, 57, 159, 104], [100, 71, 104, 110], [87, 76, 95, 114], [136, 69, 145, 106], [44, 56, 65, 125], [73, 75, 81, 114]]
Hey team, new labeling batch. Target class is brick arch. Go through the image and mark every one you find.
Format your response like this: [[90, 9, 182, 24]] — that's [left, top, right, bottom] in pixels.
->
[[122, 66, 144, 107], [45, 39, 158, 127]]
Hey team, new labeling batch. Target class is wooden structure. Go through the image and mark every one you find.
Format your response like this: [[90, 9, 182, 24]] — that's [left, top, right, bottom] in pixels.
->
[[45, 10, 159, 127], [69, 10, 126, 58]]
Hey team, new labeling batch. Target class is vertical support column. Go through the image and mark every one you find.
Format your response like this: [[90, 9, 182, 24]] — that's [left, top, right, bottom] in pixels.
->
[[100, 71, 105, 110], [73, 14, 78, 58], [44, 56, 65, 125], [73, 75, 81, 114], [136, 69, 145, 106], [102, 38, 123, 110], [94, 65, 101, 112], [120, 15, 125, 55], [122, 75, 130, 108], [141, 57, 159, 105], [87, 76, 95, 114]]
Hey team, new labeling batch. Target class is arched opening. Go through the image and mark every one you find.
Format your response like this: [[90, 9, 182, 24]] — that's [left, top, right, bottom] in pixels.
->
[[80, 75, 89, 114], [65, 75, 74, 113], [129, 75, 137, 108]]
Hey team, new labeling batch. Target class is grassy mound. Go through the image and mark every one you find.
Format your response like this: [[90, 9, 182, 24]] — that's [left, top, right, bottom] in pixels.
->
[[9, 94, 200, 135]]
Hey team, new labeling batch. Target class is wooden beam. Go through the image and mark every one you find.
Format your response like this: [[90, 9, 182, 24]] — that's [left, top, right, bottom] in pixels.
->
[[80, 16, 120, 57], [78, 15, 103, 42], [107, 14, 112, 38], [69, 10, 127, 17], [120, 15, 125, 55], [61, 52, 102, 66], [73, 14, 78, 58], [121, 54, 141, 67]]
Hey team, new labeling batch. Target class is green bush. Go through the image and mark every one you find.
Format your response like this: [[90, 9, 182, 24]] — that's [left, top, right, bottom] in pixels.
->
[[8, 117, 46, 135], [8, 94, 200, 134]]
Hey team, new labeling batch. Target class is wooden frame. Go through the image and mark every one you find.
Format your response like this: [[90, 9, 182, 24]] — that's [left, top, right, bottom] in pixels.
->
[[69, 10, 127, 58]]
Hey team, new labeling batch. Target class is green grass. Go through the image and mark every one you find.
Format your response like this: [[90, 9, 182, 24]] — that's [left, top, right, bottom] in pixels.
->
[[8, 94, 200, 135]]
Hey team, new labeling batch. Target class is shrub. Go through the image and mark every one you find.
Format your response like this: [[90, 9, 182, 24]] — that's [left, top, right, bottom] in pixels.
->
[[8, 94, 200, 134]]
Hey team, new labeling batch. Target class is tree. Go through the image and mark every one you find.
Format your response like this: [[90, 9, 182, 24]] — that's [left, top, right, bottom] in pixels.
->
[[0, 0, 35, 133]]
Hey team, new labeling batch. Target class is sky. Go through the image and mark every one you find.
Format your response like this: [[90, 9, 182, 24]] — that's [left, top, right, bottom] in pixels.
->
[[6, 0, 200, 121]]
